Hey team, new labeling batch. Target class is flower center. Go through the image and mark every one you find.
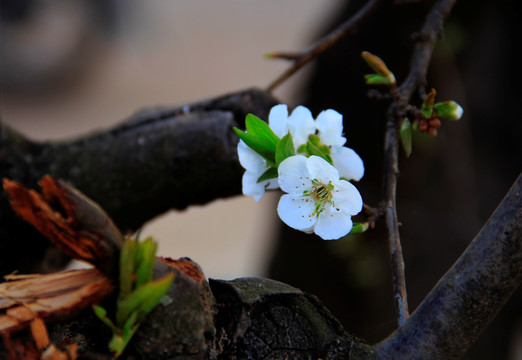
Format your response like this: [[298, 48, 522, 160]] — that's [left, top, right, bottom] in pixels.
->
[[304, 179, 335, 216]]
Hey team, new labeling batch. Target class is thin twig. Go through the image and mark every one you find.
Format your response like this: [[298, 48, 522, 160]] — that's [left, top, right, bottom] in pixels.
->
[[375, 173, 522, 359], [383, 101, 410, 326], [382, 0, 458, 326], [266, 0, 384, 92]]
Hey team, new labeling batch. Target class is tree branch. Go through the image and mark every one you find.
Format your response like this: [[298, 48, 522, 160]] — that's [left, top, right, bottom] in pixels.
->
[[374, 172, 522, 359], [0, 88, 277, 275], [267, 0, 384, 92], [0, 88, 278, 232], [382, 0, 458, 326], [382, 102, 409, 325], [399, 0, 458, 99]]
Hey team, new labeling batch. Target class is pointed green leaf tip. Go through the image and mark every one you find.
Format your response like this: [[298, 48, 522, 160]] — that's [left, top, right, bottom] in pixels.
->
[[233, 114, 280, 166], [275, 132, 296, 166], [245, 114, 279, 146], [117, 273, 174, 327], [400, 119, 412, 158]]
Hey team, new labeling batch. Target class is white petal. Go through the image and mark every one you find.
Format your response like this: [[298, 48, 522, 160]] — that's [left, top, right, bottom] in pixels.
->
[[268, 104, 289, 138], [306, 156, 339, 184], [286, 106, 315, 147], [330, 146, 365, 181], [277, 194, 317, 231], [242, 171, 269, 201], [278, 155, 311, 193], [315, 109, 346, 147], [314, 207, 353, 240], [454, 104, 463, 119], [266, 178, 280, 190], [237, 141, 266, 173], [333, 180, 363, 215]]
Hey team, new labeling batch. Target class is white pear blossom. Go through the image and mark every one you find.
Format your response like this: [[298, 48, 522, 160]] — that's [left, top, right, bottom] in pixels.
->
[[268, 104, 364, 181], [237, 104, 364, 202], [277, 155, 363, 240]]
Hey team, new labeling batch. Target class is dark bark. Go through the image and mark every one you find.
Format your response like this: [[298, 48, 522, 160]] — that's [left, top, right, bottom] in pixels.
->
[[47, 259, 217, 360], [374, 173, 522, 359], [0, 88, 278, 275], [46, 275, 378, 360], [210, 277, 377, 360]]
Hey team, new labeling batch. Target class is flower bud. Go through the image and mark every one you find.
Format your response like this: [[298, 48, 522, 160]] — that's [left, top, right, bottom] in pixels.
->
[[428, 118, 441, 129], [434, 101, 463, 121], [361, 51, 396, 85], [421, 89, 436, 117]]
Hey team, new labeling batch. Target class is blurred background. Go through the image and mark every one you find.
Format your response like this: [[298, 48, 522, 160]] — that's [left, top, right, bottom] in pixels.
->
[[1, 0, 520, 359]]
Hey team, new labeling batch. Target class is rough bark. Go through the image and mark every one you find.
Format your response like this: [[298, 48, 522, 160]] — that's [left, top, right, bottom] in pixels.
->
[[374, 173, 522, 359], [1, 89, 521, 359], [210, 277, 377, 360], [0, 88, 278, 275], [45, 276, 378, 360]]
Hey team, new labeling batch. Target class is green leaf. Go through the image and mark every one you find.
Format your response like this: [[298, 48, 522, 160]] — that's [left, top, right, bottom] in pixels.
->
[[93, 305, 118, 333], [234, 113, 280, 164], [400, 119, 412, 158], [233, 128, 276, 166], [256, 167, 278, 183], [421, 89, 436, 118], [275, 133, 295, 166], [349, 222, 370, 234], [122, 311, 140, 340], [119, 239, 139, 301], [117, 273, 174, 326], [364, 74, 392, 85], [308, 134, 321, 146], [324, 153, 333, 164], [135, 237, 157, 288], [297, 144, 307, 154], [318, 144, 330, 155], [306, 140, 333, 164], [245, 114, 280, 146]]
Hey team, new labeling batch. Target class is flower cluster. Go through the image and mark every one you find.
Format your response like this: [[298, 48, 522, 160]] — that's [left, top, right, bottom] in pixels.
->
[[235, 105, 364, 240]]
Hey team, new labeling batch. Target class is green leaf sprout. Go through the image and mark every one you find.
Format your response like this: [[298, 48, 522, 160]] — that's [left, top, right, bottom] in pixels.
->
[[93, 237, 174, 357]]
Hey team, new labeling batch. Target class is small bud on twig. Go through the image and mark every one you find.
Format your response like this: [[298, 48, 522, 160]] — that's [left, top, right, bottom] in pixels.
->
[[434, 100, 463, 121], [362, 51, 396, 85]]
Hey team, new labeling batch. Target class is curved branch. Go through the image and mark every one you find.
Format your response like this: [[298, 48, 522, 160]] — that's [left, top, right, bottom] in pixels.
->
[[382, 102, 409, 325], [382, 0, 458, 325], [374, 172, 522, 359], [1, 88, 278, 232], [267, 0, 384, 91]]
